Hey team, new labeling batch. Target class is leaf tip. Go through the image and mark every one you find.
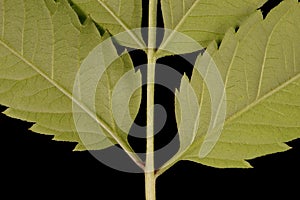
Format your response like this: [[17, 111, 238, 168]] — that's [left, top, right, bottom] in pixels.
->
[[242, 161, 253, 168], [73, 144, 86, 152], [2, 108, 10, 116]]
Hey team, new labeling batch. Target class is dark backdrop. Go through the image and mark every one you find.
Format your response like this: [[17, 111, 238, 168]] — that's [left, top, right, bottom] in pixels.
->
[[1, 0, 299, 199]]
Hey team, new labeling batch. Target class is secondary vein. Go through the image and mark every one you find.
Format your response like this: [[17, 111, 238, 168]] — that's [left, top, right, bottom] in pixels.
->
[[96, 0, 145, 49]]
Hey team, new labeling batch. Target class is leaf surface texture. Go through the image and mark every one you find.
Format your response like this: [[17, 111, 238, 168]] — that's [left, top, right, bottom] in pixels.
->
[[0, 0, 141, 151], [172, 0, 300, 169]]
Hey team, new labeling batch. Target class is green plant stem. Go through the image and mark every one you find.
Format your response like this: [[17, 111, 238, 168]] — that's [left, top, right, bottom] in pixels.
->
[[145, 58, 156, 200], [145, 0, 158, 200]]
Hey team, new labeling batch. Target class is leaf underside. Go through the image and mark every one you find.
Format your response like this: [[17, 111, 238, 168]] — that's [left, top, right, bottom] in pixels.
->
[[71, 0, 142, 35], [0, 0, 141, 151], [71, 0, 145, 49], [0, 0, 299, 172], [157, 0, 268, 56], [173, 0, 300, 168]]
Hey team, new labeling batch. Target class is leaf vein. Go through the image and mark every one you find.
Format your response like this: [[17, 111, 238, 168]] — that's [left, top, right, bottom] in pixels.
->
[[256, 6, 293, 99], [0, 39, 122, 148], [95, 0, 144, 48], [226, 72, 300, 124]]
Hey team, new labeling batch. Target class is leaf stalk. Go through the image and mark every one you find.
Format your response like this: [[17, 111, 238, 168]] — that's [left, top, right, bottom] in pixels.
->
[[145, 0, 158, 200]]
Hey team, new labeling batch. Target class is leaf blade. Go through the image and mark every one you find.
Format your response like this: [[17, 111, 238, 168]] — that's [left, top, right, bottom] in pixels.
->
[[169, 0, 300, 170], [0, 0, 142, 155], [158, 0, 268, 57], [71, 0, 145, 48]]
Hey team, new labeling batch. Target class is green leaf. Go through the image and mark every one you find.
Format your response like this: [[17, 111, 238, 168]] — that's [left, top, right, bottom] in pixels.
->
[[0, 0, 142, 152], [168, 0, 300, 170], [71, 0, 145, 49], [157, 0, 267, 57]]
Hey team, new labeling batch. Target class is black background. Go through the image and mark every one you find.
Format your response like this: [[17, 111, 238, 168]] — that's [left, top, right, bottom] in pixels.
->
[[1, 0, 300, 199]]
